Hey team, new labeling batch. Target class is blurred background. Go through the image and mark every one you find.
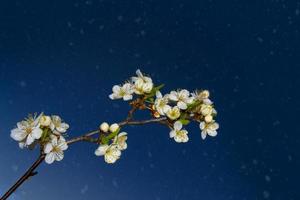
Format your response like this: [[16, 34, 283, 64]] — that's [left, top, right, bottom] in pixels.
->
[[0, 0, 299, 199]]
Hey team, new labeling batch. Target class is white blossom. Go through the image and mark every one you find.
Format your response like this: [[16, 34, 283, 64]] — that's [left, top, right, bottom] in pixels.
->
[[192, 90, 210, 101], [44, 135, 68, 164], [199, 121, 219, 140], [131, 69, 153, 94], [113, 132, 128, 150], [166, 106, 181, 120], [50, 115, 69, 134], [40, 115, 51, 127], [169, 121, 189, 143], [95, 144, 121, 164], [200, 104, 214, 116], [169, 89, 194, 110], [10, 114, 43, 146], [154, 91, 171, 115], [109, 83, 134, 101], [100, 122, 109, 133], [109, 123, 119, 133]]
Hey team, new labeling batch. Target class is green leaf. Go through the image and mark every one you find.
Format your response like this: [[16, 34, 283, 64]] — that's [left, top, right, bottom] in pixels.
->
[[101, 128, 120, 144], [179, 119, 190, 125], [187, 100, 201, 111]]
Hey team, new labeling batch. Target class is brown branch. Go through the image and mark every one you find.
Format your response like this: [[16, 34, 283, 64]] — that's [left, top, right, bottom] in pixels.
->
[[0, 154, 45, 200]]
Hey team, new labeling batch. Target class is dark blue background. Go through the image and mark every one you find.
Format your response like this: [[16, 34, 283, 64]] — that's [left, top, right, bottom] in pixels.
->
[[0, 0, 299, 199]]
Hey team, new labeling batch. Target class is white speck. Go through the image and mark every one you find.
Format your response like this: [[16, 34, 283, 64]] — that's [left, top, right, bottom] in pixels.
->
[[19, 81, 27, 88], [80, 184, 88, 194], [265, 175, 271, 182], [263, 190, 270, 199]]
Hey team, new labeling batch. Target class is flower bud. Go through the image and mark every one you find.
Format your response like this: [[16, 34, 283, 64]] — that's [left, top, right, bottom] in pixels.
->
[[109, 123, 119, 133], [100, 122, 109, 133], [204, 115, 213, 123], [40, 115, 51, 127]]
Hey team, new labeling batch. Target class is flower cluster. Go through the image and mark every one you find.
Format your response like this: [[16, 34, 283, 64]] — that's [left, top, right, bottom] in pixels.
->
[[10, 113, 69, 164], [109, 69, 219, 146], [95, 123, 127, 164]]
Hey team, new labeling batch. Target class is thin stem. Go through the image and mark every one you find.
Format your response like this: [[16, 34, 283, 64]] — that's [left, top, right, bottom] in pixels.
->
[[0, 154, 45, 200]]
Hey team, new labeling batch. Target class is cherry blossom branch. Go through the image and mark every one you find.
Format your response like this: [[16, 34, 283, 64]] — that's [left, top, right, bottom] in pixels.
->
[[2, 69, 220, 200]]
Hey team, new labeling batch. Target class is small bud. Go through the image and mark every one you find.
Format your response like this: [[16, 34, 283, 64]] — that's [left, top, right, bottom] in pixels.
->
[[109, 123, 119, 133], [204, 115, 213, 123], [40, 116, 51, 127], [100, 122, 109, 133], [153, 111, 160, 118]]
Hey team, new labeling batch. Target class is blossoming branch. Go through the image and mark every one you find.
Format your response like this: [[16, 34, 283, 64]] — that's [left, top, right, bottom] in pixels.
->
[[1, 69, 219, 200]]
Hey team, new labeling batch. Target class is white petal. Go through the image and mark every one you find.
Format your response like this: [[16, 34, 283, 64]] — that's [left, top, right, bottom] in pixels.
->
[[136, 69, 143, 78], [156, 91, 162, 98], [10, 129, 27, 141], [54, 151, 64, 161], [112, 85, 121, 93], [207, 130, 218, 137], [45, 153, 55, 164], [109, 94, 117, 99], [123, 94, 133, 101], [201, 131, 207, 140], [95, 145, 108, 156], [26, 134, 35, 145], [31, 128, 42, 139], [199, 122, 205, 130], [58, 141, 68, 151], [44, 143, 53, 154], [57, 123, 69, 133], [174, 121, 182, 131], [169, 92, 178, 101], [169, 130, 176, 138], [177, 101, 187, 110]]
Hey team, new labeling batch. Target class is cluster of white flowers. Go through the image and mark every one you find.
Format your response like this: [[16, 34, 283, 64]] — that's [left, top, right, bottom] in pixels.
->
[[95, 122, 128, 164], [109, 69, 219, 146], [109, 69, 154, 100], [10, 113, 69, 164]]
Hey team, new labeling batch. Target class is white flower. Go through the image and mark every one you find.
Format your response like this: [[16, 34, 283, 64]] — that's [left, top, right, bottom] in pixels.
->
[[114, 132, 128, 150], [50, 115, 69, 134], [109, 83, 134, 101], [131, 69, 153, 94], [169, 89, 194, 110], [40, 115, 51, 127], [192, 90, 210, 101], [100, 122, 109, 133], [166, 106, 181, 120], [199, 121, 219, 140], [109, 123, 119, 133], [169, 121, 189, 143], [154, 91, 171, 115], [95, 144, 121, 164], [200, 104, 214, 116], [44, 135, 68, 164], [10, 114, 43, 146]]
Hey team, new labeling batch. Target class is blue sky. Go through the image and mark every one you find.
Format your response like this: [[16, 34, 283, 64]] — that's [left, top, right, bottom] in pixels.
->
[[0, 0, 299, 199]]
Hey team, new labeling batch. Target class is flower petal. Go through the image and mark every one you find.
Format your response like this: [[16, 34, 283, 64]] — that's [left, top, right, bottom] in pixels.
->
[[44, 143, 53, 154], [45, 152, 55, 164], [177, 101, 187, 110], [32, 128, 42, 139], [10, 128, 27, 141], [174, 121, 182, 131], [95, 145, 108, 156]]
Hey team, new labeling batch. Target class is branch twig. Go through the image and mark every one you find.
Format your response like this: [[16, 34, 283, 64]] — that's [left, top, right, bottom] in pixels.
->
[[0, 154, 45, 200]]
